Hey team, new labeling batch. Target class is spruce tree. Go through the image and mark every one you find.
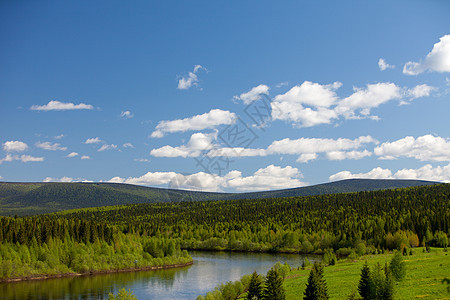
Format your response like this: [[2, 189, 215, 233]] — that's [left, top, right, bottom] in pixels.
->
[[358, 261, 373, 299], [263, 268, 286, 300], [382, 262, 395, 300], [247, 271, 263, 300], [304, 262, 329, 300]]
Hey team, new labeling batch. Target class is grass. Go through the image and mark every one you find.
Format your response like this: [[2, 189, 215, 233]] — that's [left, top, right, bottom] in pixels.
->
[[282, 248, 449, 299]]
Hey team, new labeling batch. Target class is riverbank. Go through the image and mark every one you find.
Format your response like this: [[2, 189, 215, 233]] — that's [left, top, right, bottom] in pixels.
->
[[0, 260, 193, 283]]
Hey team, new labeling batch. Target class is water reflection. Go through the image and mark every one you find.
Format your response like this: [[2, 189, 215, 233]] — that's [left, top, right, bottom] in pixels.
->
[[0, 251, 319, 300]]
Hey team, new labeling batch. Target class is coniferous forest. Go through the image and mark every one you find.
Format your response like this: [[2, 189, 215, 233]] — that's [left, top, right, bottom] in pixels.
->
[[0, 184, 448, 280]]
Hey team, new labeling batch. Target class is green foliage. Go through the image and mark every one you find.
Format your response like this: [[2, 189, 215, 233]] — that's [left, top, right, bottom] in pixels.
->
[[358, 262, 395, 300], [322, 249, 337, 266], [389, 251, 406, 281], [304, 262, 329, 300], [108, 288, 138, 300], [247, 271, 263, 300], [0, 179, 439, 216], [263, 268, 285, 300]]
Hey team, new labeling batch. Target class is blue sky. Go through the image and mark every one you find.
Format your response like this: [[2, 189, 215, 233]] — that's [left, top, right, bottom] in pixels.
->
[[1, 0, 450, 192]]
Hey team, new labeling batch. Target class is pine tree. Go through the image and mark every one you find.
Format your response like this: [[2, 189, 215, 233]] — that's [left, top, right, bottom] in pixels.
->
[[382, 263, 395, 300], [263, 268, 286, 300], [304, 262, 329, 300], [247, 271, 263, 300], [358, 261, 373, 299]]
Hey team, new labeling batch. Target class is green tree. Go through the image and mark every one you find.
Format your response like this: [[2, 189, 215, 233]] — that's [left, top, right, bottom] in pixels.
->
[[108, 288, 138, 300], [389, 251, 406, 281], [358, 261, 373, 300], [263, 268, 285, 300], [304, 262, 329, 300], [382, 263, 395, 300], [247, 271, 263, 300]]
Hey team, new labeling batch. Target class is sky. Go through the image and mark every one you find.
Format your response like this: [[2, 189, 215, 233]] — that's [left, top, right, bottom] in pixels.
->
[[1, 0, 450, 192]]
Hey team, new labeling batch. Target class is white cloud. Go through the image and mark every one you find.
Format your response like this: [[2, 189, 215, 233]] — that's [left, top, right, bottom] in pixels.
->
[[151, 134, 378, 163], [84, 137, 102, 144], [134, 158, 150, 162], [274, 81, 341, 108], [35, 141, 67, 151], [233, 84, 270, 104], [151, 109, 236, 138], [98, 144, 118, 152], [378, 58, 394, 71], [1, 154, 44, 164], [31, 100, 94, 111], [407, 84, 434, 100], [403, 35, 450, 75], [374, 134, 450, 162], [66, 152, 79, 158], [329, 163, 450, 183], [120, 111, 133, 119], [177, 65, 207, 90], [3, 141, 28, 152], [123, 142, 134, 148], [43, 176, 92, 183], [225, 165, 305, 191], [108, 164, 305, 192], [326, 150, 372, 161], [81, 155, 90, 160], [336, 82, 403, 119], [0, 176, 3, 180], [296, 153, 318, 163], [54, 134, 65, 139], [151, 132, 215, 158], [270, 81, 432, 127]]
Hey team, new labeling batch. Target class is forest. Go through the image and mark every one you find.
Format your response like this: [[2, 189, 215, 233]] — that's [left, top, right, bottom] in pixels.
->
[[0, 183, 448, 280]]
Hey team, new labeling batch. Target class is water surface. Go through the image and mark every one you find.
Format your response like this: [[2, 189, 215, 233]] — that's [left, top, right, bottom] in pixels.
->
[[0, 251, 319, 299]]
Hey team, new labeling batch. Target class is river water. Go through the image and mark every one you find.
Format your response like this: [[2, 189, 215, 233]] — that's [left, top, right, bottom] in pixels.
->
[[0, 251, 319, 299]]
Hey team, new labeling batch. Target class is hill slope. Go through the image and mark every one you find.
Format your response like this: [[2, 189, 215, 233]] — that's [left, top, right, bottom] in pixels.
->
[[0, 179, 440, 216]]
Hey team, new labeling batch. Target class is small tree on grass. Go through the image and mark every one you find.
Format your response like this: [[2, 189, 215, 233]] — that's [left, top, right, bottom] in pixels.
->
[[263, 268, 286, 300], [108, 288, 138, 300], [389, 251, 406, 281], [247, 271, 263, 300], [304, 262, 329, 300], [358, 262, 372, 299]]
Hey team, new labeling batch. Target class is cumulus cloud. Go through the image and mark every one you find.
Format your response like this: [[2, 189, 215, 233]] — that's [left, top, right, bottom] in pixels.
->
[[98, 144, 118, 152], [151, 109, 236, 138], [31, 100, 94, 111], [54, 134, 65, 139], [326, 150, 372, 161], [151, 132, 216, 158], [152, 134, 378, 163], [81, 155, 90, 160], [177, 65, 207, 90], [3, 141, 28, 152], [378, 58, 394, 71], [84, 137, 102, 144], [329, 163, 450, 183], [108, 164, 305, 192], [120, 111, 133, 119], [233, 84, 270, 104], [374, 134, 450, 161], [0, 154, 44, 164], [403, 35, 450, 75], [269, 81, 432, 127], [66, 152, 79, 158], [35, 141, 67, 151]]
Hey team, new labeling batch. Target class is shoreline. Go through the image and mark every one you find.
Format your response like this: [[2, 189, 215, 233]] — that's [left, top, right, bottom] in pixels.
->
[[0, 260, 193, 283]]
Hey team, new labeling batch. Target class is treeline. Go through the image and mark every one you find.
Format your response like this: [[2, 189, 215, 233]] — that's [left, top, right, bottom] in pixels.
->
[[39, 184, 450, 254], [0, 232, 191, 280]]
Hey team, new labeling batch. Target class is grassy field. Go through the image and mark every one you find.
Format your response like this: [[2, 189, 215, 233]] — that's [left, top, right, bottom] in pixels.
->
[[281, 247, 449, 299]]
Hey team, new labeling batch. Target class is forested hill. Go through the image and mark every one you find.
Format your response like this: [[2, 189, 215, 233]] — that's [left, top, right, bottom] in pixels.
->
[[0, 179, 440, 216]]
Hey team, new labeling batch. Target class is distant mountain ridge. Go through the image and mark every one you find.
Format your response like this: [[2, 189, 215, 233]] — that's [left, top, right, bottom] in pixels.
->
[[0, 179, 440, 216]]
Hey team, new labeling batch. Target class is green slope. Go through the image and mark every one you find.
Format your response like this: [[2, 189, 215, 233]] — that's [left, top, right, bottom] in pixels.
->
[[0, 179, 440, 216]]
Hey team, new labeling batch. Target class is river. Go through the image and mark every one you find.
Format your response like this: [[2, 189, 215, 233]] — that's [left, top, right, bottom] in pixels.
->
[[0, 251, 320, 299]]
